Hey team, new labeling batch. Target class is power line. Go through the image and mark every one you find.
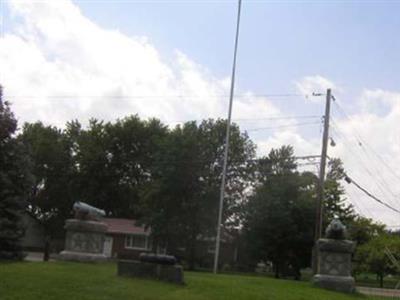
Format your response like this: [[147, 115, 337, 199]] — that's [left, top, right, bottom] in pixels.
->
[[245, 121, 321, 132], [329, 124, 388, 219], [24, 155, 322, 164], [330, 121, 400, 210], [166, 114, 322, 124], [227, 115, 321, 122], [331, 99, 400, 212], [345, 186, 375, 219], [344, 174, 400, 215], [332, 100, 400, 183], [5, 93, 308, 99]]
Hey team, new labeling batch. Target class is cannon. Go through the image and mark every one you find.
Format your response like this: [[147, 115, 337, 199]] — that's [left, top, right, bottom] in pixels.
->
[[73, 201, 106, 221], [325, 218, 347, 240]]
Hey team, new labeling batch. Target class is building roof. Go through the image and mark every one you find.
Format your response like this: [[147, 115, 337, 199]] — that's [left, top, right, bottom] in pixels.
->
[[103, 218, 150, 235]]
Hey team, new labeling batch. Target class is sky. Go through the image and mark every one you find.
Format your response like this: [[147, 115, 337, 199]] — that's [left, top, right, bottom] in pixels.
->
[[0, 0, 400, 227]]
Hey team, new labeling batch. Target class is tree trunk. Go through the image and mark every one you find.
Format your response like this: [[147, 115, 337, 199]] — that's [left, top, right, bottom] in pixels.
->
[[188, 237, 196, 271], [379, 273, 384, 288], [293, 261, 301, 281], [274, 261, 280, 278], [43, 235, 50, 262]]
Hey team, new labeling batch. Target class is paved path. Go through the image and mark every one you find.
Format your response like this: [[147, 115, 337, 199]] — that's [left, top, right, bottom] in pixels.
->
[[357, 286, 400, 298]]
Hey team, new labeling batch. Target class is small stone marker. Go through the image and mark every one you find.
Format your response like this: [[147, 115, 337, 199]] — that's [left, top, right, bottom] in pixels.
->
[[312, 219, 356, 293]]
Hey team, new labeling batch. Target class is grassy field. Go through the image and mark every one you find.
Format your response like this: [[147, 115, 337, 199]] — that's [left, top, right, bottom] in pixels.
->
[[0, 261, 377, 300]]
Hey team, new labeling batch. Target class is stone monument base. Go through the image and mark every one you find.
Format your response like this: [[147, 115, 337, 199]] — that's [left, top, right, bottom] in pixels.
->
[[313, 238, 356, 293], [59, 250, 107, 262], [59, 219, 108, 263], [117, 259, 184, 285], [313, 274, 355, 293]]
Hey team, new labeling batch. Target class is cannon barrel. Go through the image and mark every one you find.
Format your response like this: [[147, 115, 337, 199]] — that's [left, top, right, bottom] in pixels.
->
[[73, 201, 105, 219]]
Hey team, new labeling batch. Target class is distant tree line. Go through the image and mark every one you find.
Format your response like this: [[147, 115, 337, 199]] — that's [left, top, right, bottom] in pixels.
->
[[0, 86, 388, 280]]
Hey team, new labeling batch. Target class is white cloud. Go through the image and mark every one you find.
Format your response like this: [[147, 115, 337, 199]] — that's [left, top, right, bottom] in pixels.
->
[[2, 0, 400, 226], [0, 0, 286, 131], [0, 0, 314, 156], [329, 89, 400, 227]]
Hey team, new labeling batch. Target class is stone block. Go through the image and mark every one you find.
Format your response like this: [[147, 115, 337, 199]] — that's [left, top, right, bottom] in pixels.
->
[[117, 259, 184, 285], [59, 219, 108, 262], [313, 238, 356, 293], [313, 274, 355, 293], [58, 250, 107, 262]]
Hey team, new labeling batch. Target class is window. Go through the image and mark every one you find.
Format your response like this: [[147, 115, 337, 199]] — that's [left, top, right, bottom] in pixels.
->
[[125, 235, 148, 250]]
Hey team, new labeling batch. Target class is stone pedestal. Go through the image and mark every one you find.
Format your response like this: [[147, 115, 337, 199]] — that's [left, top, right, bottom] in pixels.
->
[[59, 219, 108, 262], [117, 260, 184, 285], [312, 238, 356, 293]]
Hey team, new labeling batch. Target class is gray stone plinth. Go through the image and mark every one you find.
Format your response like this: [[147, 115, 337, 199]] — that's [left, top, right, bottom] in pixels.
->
[[117, 259, 184, 285], [59, 250, 107, 262], [313, 275, 355, 293], [59, 219, 108, 262], [313, 238, 356, 293]]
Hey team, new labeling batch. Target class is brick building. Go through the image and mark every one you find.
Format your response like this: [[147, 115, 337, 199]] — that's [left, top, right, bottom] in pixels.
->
[[102, 218, 152, 259], [102, 218, 238, 269]]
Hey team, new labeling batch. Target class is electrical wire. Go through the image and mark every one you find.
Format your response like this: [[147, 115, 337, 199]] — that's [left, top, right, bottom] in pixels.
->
[[5, 93, 308, 99], [245, 120, 322, 132], [164, 114, 322, 124], [344, 174, 400, 215], [333, 100, 400, 183], [330, 120, 400, 210]]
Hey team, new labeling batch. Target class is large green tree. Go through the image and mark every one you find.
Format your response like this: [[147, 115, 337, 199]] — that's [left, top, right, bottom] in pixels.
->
[[67, 116, 167, 217], [243, 146, 316, 278], [20, 121, 75, 256], [0, 86, 33, 260], [140, 119, 256, 269]]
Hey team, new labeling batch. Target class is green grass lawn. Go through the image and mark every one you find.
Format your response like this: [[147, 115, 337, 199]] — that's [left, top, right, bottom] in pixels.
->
[[0, 261, 377, 300]]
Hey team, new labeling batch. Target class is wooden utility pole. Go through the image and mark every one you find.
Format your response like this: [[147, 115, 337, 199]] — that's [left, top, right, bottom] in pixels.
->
[[213, 0, 242, 274], [315, 88, 332, 241]]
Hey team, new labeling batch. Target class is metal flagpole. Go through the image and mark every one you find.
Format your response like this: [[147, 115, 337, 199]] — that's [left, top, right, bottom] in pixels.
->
[[213, 0, 242, 274]]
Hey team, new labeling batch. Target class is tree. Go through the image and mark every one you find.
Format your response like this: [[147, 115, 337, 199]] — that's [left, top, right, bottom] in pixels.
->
[[67, 116, 167, 218], [0, 86, 33, 260], [243, 146, 316, 279], [140, 119, 256, 269], [347, 216, 386, 246], [355, 233, 400, 288], [20, 122, 75, 258], [323, 158, 356, 226]]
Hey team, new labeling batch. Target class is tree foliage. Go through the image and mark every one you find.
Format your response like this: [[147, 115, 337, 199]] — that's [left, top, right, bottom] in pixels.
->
[[355, 233, 400, 288], [323, 158, 355, 225], [347, 216, 386, 246], [243, 146, 317, 278], [0, 86, 32, 260], [9, 98, 382, 272], [140, 119, 256, 269], [20, 122, 75, 242]]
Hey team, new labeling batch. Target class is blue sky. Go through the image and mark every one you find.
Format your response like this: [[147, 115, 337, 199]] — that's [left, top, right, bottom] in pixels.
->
[[74, 1, 400, 97], [1, 0, 400, 225]]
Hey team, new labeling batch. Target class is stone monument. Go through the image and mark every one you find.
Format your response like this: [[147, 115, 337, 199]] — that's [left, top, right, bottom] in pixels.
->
[[312, 218, 356, 293], [118, 253, 184, 285], [59, 202, 108, 262]]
